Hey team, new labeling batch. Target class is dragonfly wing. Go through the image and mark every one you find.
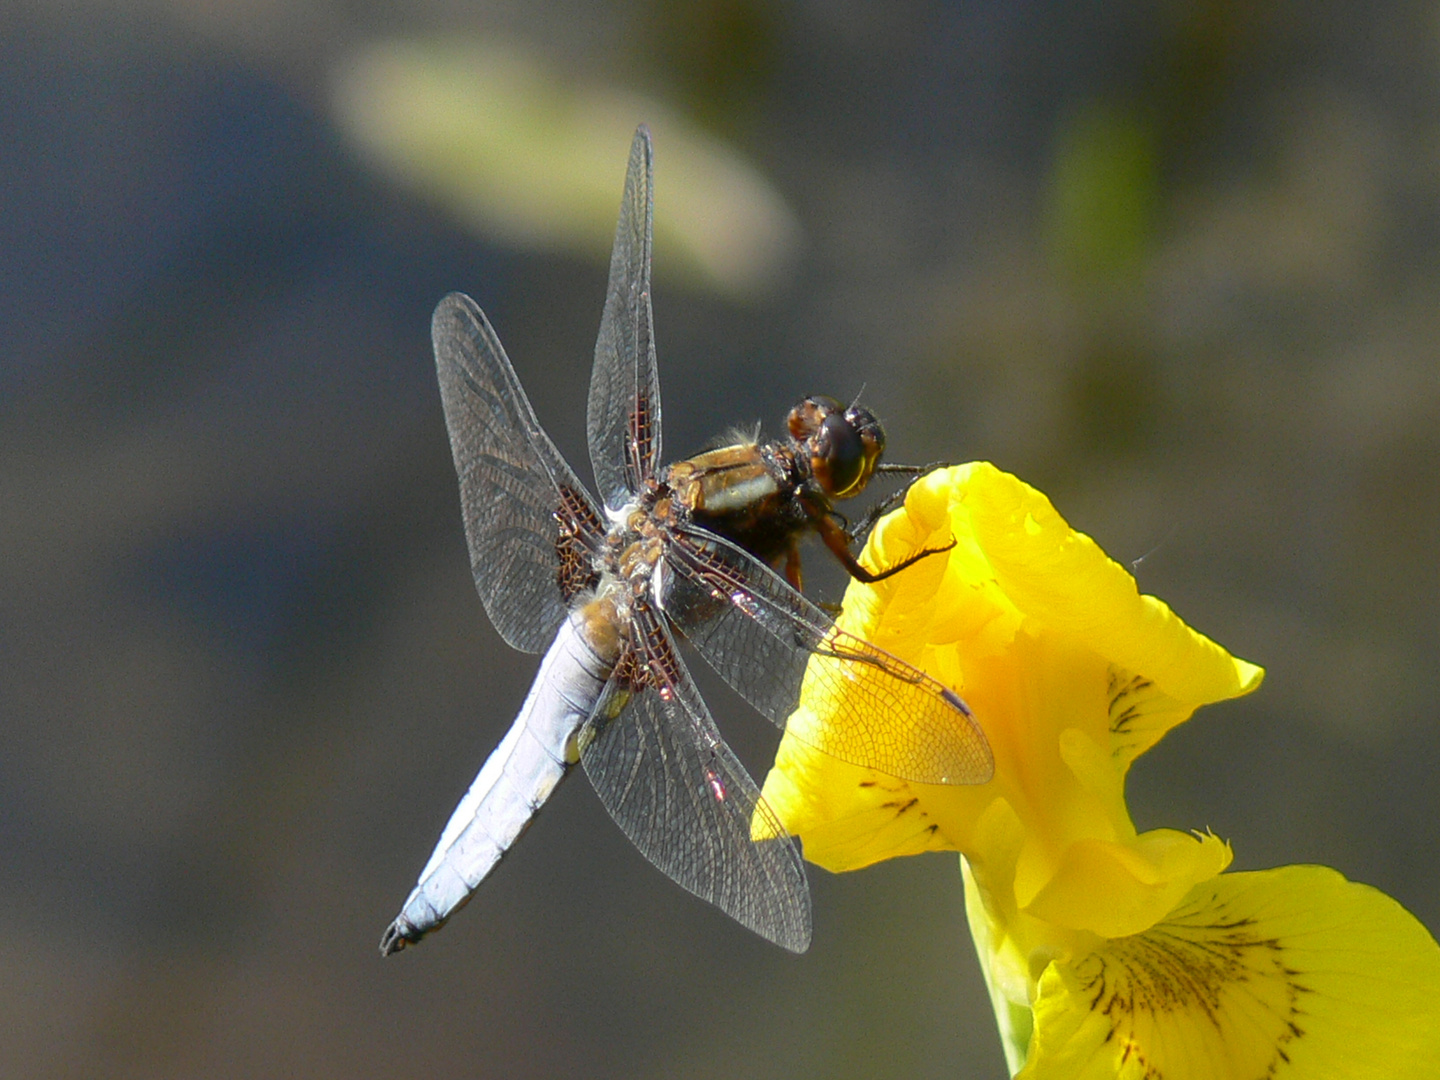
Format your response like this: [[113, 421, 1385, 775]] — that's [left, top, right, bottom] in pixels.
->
[[661, 524, 994, 786], [587, 125, 662, 511], [433, 292, 604, 654], [580, 604, 811, 953]]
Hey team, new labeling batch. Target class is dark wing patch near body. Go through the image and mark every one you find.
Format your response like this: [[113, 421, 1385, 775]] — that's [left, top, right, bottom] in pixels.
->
[[555, 482, 606, 602]]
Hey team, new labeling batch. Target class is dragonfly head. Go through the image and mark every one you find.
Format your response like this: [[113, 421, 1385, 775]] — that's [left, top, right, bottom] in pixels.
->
[[787, 395, 886, 500]]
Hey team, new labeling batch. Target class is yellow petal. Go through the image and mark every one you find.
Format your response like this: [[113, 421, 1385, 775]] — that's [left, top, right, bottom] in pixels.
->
[[1021, 829, 1232, 938], [849, 463, 1263, 789], [762, 462, 1265, 890], [895, 463, 1265, 709], [755, 741, 955, 872], [1018, 865, 1440, 1080]]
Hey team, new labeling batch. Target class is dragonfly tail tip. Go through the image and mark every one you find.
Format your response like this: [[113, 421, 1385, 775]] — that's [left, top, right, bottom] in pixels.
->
[[379, 920, 415, 957]]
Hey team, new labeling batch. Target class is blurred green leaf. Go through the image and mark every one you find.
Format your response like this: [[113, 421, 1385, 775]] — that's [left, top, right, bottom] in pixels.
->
[[1044, 103, 1159, 285], [328, 40, 800, 301]]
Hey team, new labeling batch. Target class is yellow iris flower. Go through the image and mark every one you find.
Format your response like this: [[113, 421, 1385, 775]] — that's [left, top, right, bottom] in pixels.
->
[[760, 463, 1440, 1078]]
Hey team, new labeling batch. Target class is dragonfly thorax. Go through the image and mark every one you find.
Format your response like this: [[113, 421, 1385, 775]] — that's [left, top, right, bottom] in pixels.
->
[[580, 488, 673, 631]]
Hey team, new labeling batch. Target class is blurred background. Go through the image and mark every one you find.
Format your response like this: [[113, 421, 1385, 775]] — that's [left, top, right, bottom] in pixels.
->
[[4, 1, 1439, 1077]]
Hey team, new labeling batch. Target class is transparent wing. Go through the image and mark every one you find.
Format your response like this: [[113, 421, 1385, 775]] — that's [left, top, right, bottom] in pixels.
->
[[661, 524, 994, 786], [580, 603, 811, 953], [587, 125, 662, 511], [433, 292, 603, 653]]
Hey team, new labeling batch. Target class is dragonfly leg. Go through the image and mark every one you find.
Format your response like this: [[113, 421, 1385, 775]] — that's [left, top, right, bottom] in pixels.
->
[[855, 461, 954, 542], [851, 488, 905, 544], [783, 542, 804, 593], [852, 535, 956, 583], [806, 496, 955, 585]]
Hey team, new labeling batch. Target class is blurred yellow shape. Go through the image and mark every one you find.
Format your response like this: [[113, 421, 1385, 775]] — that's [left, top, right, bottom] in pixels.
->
[[760, 463, 1440, 1077], [328, 40, 800, 300]]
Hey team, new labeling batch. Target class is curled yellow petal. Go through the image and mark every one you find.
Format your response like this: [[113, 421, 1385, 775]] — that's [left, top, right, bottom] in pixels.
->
[[1022, 829, 1232, 939], [867, 463, 1264, 709], [1018, 865, 1440, 1080]]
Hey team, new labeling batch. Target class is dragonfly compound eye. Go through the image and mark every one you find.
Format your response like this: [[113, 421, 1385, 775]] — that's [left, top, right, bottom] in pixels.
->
[[843, 404, 885, 473], [811, 410, 878, 499]]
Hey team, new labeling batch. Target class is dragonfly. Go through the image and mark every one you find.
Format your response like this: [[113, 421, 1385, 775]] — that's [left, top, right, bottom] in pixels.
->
[[381, 126, 992, 956]]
